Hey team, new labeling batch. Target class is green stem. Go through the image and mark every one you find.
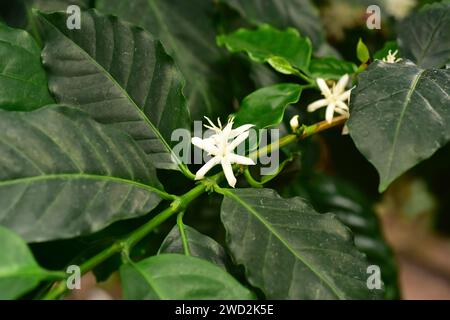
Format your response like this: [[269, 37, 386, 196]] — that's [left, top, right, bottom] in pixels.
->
[[243, 168, 264, 188], [40, 116, 346, 300], [177, 212, 190, 256]]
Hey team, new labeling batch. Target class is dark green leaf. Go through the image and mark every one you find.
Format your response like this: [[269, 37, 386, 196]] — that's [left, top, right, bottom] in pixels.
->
[[221, 0, 325, 47], [217, 25, 312, 76], [398, 2, 450, 68], [0, 226, 62, 299], [349, 61, 450, 192], [36, 9, 191, 171], [0, 106, 164, 242], [158, 224, 230, 270], [308, 57, 357, 80], [220, 188, 382, 299], [120, 254, 255, 299], [26, 0, 90, 11], [0, 22, 53, 111], [95, 0, 233, 120], [282, 174, 400, 299], [234, 83, 302, 129]]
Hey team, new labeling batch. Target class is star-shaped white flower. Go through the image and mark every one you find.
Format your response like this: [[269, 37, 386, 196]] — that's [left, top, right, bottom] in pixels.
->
[[307, 74, 352, 124], [382, 50, 402, 63], [192, 117, 255, 188]]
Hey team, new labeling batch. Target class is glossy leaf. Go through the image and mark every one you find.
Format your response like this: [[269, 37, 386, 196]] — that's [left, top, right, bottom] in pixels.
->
[[95, 0, 233, 120], [220, 188, 382, 299], [0, 22, 53, 111], [221, 0, 325, 47], [0, 106, 164, 242], [0, 226, 61, 299], [282, 174, 400, 299], [234, 83, 302, 129], [217, 25, 312, 76], [398, 2, 450, 68], [349, 61, 450, 192], [37, 10, 191, 171], [120, 254, 255, 299], [158, 224, 230, 270], [309, 57, 357, 80]]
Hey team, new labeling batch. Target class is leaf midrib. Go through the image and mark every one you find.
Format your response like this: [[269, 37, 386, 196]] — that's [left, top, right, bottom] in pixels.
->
[[223, 189, 345, 299], [0, 173, 166, 198]]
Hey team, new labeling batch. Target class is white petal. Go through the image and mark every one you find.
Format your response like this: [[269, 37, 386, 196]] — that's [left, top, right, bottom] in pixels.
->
[[191, 137, 219, 155], [221, 157, 237, 188], [195, 156, 221, 180], [342, 125, 350, 135], [307, 99, 329, 112], [317, 78, 331, 97], [337, 89, 352, 102], [230, 124, 254, 139], [228, 131, 249, 151], [336, 100, 349, 112], [325, 103, 336, 123], [227, 153, 255, 165], [334, 107, 350, 117], [335, 74, 349, 95]]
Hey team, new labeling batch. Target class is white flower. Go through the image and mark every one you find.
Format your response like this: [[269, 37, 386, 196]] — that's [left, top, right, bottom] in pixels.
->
[[384, 0, 416, 19], [382, 50, 402, 63], [307, 74, 352, 124], [192, 117, 255, 188], [290, 115, 300, 132]]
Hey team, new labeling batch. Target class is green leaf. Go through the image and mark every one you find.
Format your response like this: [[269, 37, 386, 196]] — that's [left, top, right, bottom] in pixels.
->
[[220, 188, 382, 299], [308, 57, 357, 80], [0, 226, 62, 299], [0, 22, 53, 111], [217, 25, 312, 76], [234, 83, 302, 129], [36, 9, 191, 172], [221, 0, 325, 48], [26, 0, 90, 12], [158, 224, 230, 271], [0, 106, 164, 242], [357, 38, 370, 64], [398, 2, 450, 68], [373, 41, 399, 61], [282, 174, 400, 299], [120, 254, 255, 299], [95, 0, 234, 120], [348, 61, 450, 192]]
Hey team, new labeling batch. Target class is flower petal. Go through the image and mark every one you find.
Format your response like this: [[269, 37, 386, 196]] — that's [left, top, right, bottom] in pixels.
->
[[195, 156, 221, 180], [307, 99, 329, 113], [337, 89, 352, 102], [325, 103, 336, 123], [227, 153, 255, 166], [336, 100, 349, 112], [229, 124, 254, 139], [221, 157, 237, 188], [191, 137, 219, 155], [335, 74, 349, 95], [317, 78, 331, 97], [228, 131, 250, 151]]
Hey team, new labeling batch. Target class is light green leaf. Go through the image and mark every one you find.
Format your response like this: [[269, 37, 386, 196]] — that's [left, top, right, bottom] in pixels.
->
[[357, 38, 370, 64], [348, 61, 450, 192], [0, 106, 164, 242], [398, 2, 450, 68], [308, 57, 357, 80], [234, 83, 302, 129], [36, 9, 191, 172], [0, 22, 53, 111], [220, 188, 382, 299], [158, 224, 230, 270], [217, 25, 312, 76], [0, 226, 63, 299], [95, 0, 233, 120], [120, 254, 255, 299], [221, 0, 325, 47]]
